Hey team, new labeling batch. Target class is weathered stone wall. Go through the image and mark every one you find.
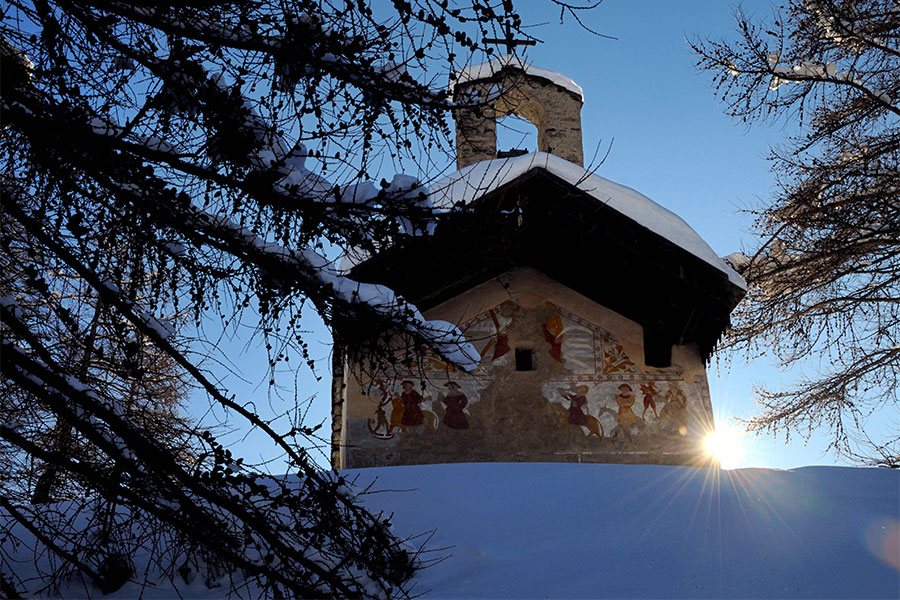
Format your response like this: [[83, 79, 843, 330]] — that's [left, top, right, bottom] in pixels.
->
[[454, 69, 584, 169], [334, 268, 717, 469]]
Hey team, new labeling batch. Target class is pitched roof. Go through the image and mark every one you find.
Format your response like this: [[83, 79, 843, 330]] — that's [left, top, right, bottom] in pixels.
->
[[350, 154, 746, 363], [429, 152, 745, 290]]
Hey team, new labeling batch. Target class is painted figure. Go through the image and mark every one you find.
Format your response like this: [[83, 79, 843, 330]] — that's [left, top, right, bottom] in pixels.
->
[[554, 385, 604, 440], [640, 381, 661, 419], [399, 380, 424, 427], [660, 383, 688, 434], [441, 381, 469, 430], [543, 313, 564, 362], [560, 385, 589, 426], [611, 383, 640, 441], [388, 395, 406, 433], [423, 410, 439, 431], [489, 308, 512, 360], [479, 303, 515, 362], [367, 378, 395, 439]]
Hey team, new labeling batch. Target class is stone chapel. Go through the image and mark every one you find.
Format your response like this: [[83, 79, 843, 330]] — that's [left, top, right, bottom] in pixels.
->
[[331, 56, 746, 469]]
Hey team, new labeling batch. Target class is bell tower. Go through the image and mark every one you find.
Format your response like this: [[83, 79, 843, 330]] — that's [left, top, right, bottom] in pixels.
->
[[452, 56, 584, 169]]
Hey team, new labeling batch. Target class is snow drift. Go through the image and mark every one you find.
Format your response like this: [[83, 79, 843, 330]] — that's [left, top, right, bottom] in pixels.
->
[[3, 463, 897, 598], [352, 462, 898, 599]]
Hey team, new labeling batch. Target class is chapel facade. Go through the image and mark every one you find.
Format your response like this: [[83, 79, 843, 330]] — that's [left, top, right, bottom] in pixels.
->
[[331, 57, 745, 470]]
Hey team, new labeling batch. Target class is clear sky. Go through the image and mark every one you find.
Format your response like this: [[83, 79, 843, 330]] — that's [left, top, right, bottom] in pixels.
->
[[207, 0, 855, 471]]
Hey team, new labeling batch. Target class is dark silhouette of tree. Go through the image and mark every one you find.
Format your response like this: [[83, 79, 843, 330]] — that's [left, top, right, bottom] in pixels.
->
[[1, 208, 192, 504], [0, 0, 592, 596], [693, 0, 899, 468]]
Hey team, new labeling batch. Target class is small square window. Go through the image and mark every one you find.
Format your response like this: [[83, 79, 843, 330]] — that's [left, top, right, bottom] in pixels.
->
[[515, 348, 534, 371]]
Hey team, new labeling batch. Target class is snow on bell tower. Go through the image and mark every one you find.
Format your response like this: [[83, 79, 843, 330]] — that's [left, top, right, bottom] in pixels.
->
[[451, 55, 585, 169]]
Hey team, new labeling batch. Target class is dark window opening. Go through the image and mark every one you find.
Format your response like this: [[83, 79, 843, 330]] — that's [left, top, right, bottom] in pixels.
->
[[515, 348, 534, 371], [643, 329, 673, 368]]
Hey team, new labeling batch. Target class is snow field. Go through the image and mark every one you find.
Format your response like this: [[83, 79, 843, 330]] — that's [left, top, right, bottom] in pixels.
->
[[350, 462, 899, 599]]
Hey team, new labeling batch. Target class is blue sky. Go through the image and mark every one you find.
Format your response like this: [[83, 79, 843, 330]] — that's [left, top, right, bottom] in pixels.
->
[[209, 0, 859, 471]]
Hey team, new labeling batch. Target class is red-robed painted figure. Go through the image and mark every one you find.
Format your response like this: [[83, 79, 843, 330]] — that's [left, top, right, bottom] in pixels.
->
[[441, 381, 469, 430], [399, 380, 424, 427]]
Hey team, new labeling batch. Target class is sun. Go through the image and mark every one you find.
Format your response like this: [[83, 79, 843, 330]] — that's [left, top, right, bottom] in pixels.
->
[[704, 423, 746, 469]]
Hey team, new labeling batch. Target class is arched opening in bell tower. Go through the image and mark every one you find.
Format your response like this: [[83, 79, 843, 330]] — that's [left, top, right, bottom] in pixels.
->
[[496, 114, 538, 157]]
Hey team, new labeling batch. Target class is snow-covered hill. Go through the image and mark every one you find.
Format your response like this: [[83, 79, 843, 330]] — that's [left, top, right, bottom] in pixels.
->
[[4, 463, 897, 598], [351, 463, 899, 599]]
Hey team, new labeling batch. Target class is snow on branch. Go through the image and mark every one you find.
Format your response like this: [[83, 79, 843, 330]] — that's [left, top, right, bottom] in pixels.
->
[[5, 66, 475, 372], [767, 54, 898, 111], [188, 202, 479, 371], [807, 0, 900, 58], [0, 334, 400, 597]]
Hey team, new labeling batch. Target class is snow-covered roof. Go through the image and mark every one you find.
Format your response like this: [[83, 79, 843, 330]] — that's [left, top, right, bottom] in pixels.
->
[[429, 152, 747, 289], [451, 54, 584, 101]]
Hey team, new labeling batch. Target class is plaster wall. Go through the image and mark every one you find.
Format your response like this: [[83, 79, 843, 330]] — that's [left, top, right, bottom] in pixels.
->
[[336, 268, 715, 469]]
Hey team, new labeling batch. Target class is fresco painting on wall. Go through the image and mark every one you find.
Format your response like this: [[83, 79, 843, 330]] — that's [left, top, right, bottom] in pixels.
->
[[366, 379, 394, 439], [399, 380, 425, 427], [365, 375, 483, 439], [539, 304, 693, 445], [363, 302, 516, 440], [367, 378, 441, 439], [365, 298, 697, 445], [603, 343, 635, 374]]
